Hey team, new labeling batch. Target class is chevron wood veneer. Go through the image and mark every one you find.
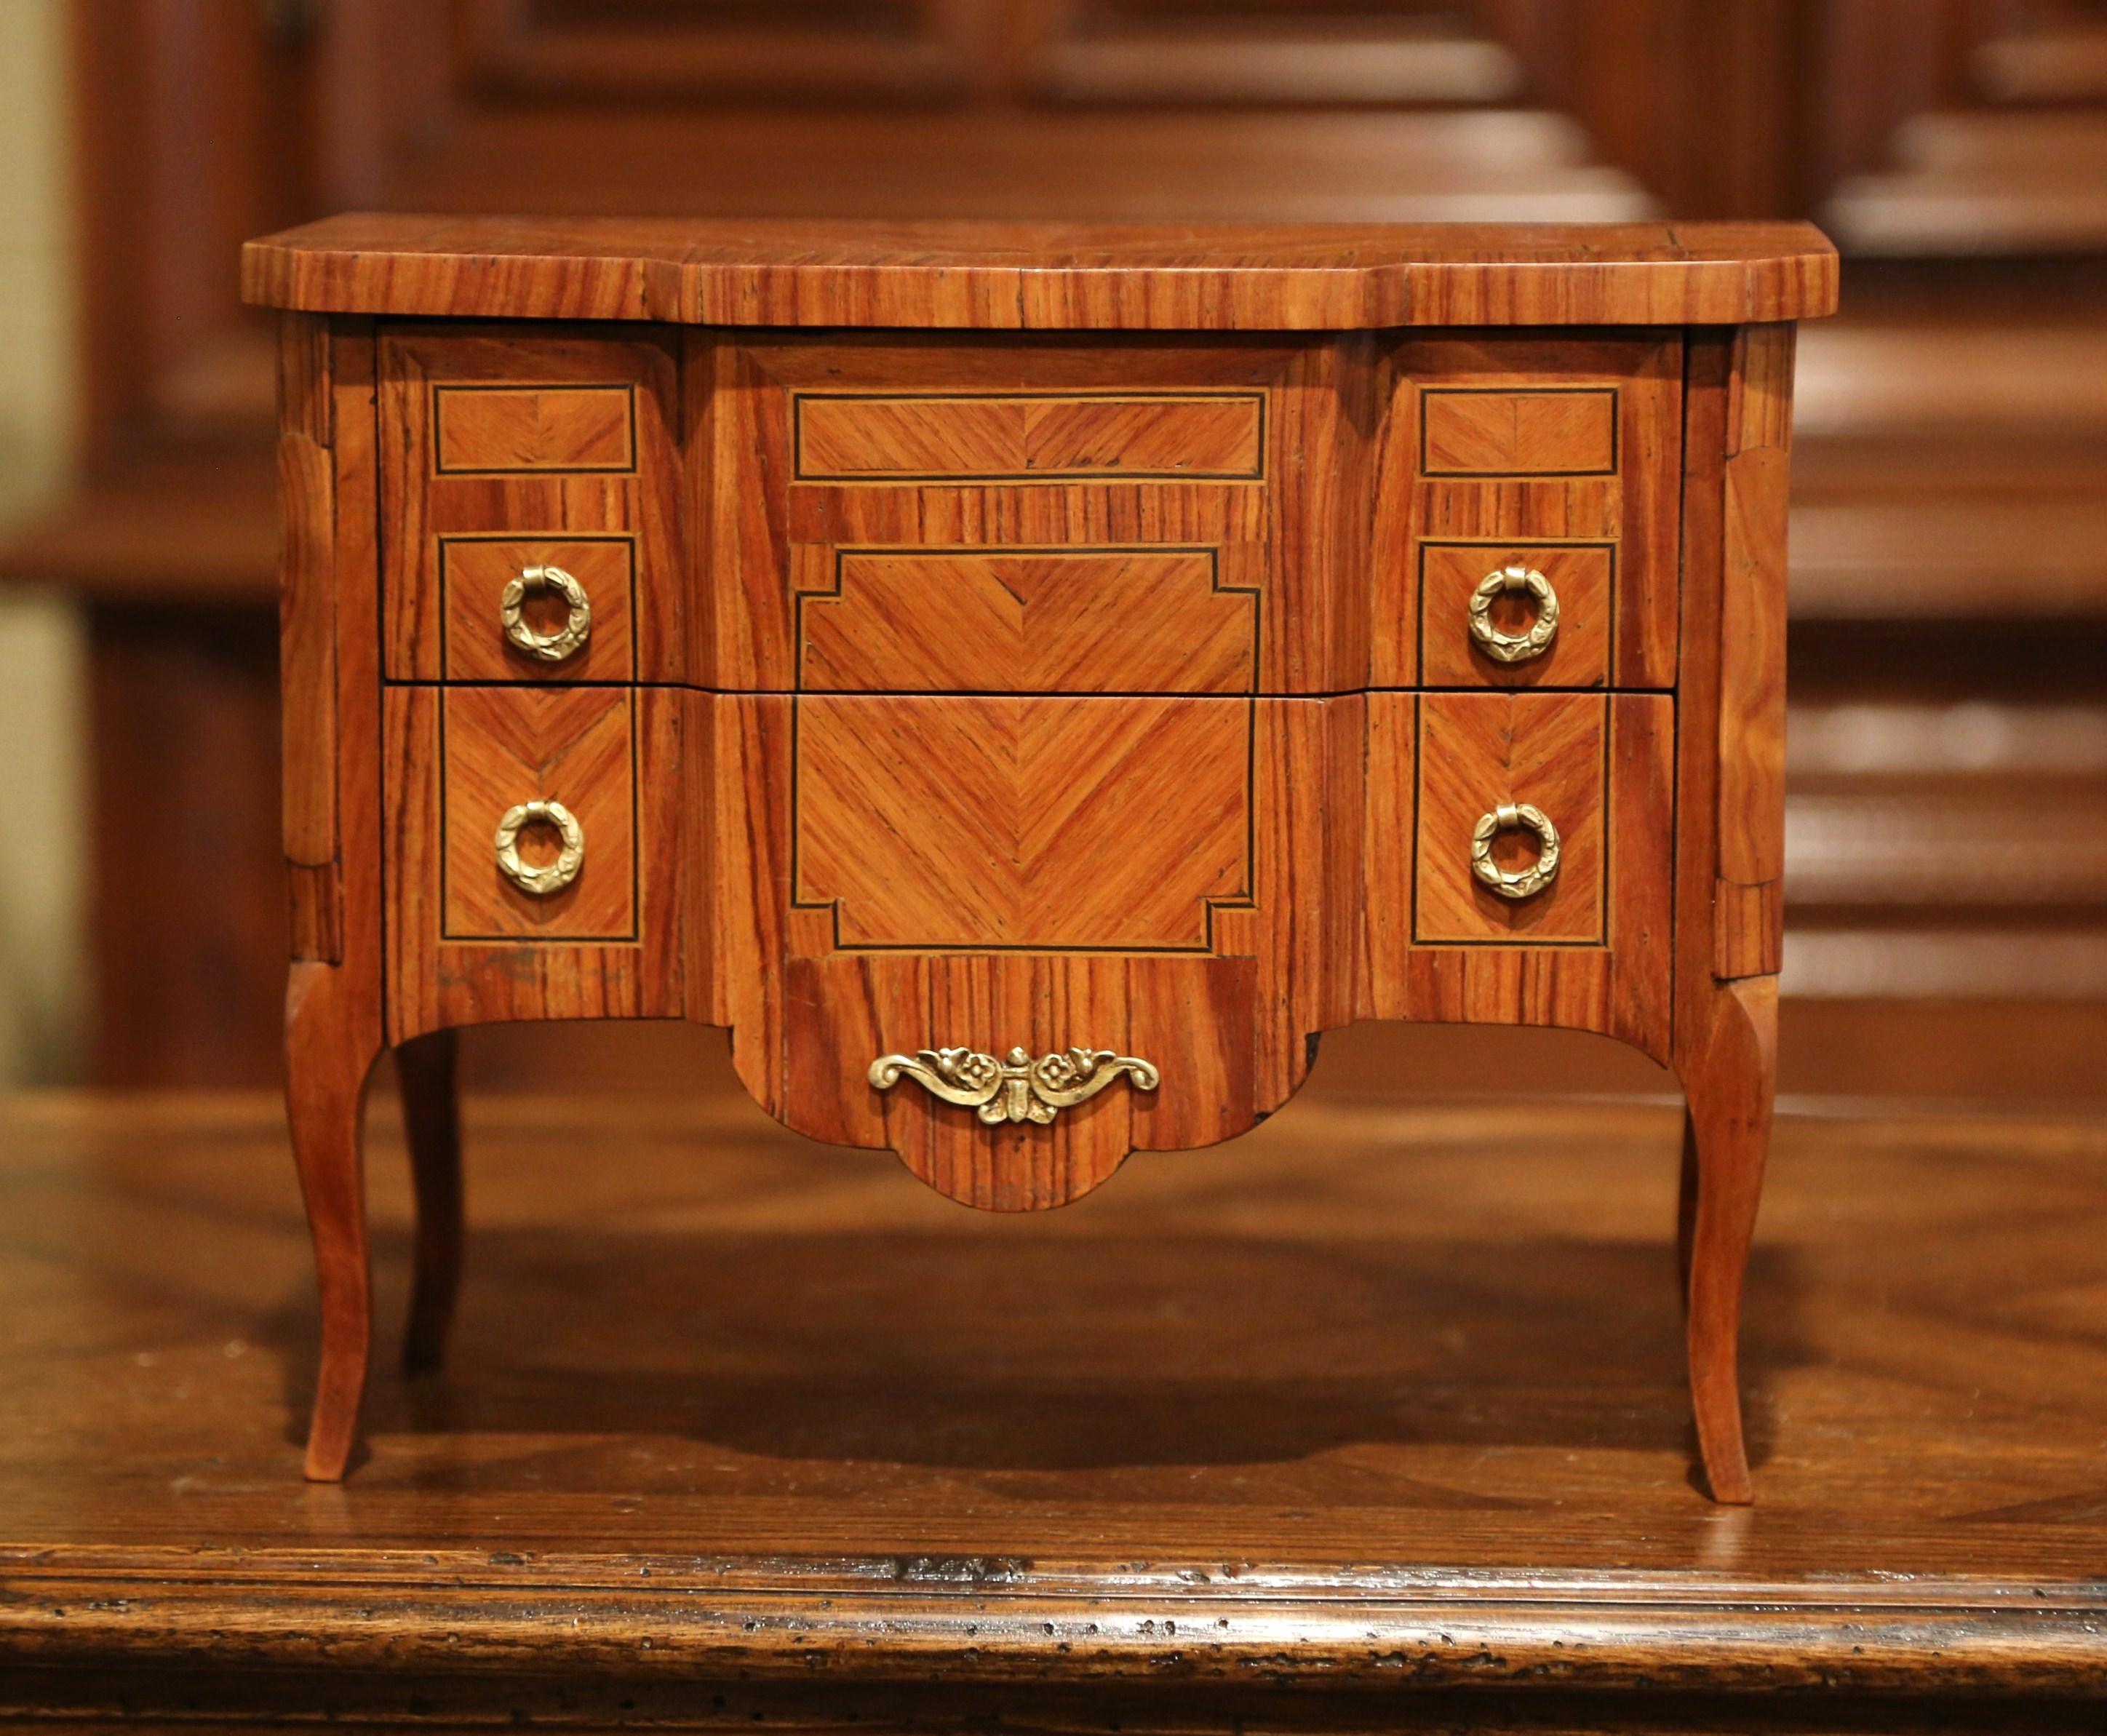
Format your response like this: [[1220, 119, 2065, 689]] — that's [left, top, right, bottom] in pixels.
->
[[794, 391, 1267, 482], [1414, 691, 1609, 944], [439, 535, 637, 684], [798, 546, 1257, 693], [439, 685, 637, 941], [794, 695, 1251, 950], [1417, 541, 1613, 690], [250, 217, 1835, 1501]]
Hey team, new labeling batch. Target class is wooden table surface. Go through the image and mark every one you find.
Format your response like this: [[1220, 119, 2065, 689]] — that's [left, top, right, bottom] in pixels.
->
[[3, 1048, 2105, 1730]]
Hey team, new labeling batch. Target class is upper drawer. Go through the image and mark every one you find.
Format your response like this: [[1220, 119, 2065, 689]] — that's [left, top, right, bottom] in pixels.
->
[[1374, 335, 1683, 692], [705, 334, 1335, 694], [379, 329, 684, 682], [796, 544, 1262, 695]]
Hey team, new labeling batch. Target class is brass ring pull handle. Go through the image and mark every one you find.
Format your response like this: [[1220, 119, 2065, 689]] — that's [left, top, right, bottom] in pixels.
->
[[1471, 802, 1561, 901], [495, 799, 585, 897], [501, 563, 592, 663], [869, 1045, 1159, 1126], [1468, 563, 1558, 664]]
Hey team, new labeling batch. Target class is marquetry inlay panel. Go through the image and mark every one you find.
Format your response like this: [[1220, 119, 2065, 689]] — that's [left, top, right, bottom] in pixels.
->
[[1379, 335, 1683, 692], [794, 391, 1267, 482], [380, 332, 684, 685], [438, 535, 637, 684], [706, 335, 1313, 692], [1421, 386, 1619, 478], [796, 545, 1259, 693], [1417, 541, 1613, 690], [1414, 691, 1608, 945], [440, 685, 637, 941], [792, 695, 1252, 952], [432, 383, 637, 474]]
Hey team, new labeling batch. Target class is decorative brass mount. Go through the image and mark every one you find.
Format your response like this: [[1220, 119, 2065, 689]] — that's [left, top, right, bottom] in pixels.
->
[[1470, 801, 1561, 900], [1468, 563, 1559, 664], [495, 798, 585, 897], [501, 563, 593, 663], [869, 1046, 1160, 1126]]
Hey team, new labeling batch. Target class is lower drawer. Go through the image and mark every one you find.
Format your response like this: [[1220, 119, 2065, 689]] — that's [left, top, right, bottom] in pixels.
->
[[382, 684, 684, 1041], [376, 682, 1674, 1174], [1414, 690, 1614, 944], [696, 690, 1360, 1210], [1363, 689, 1675, 1053]]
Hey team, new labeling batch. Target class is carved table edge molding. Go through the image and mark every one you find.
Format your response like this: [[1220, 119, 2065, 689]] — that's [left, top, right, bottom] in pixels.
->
[[1, 1551, 2103, 1695]]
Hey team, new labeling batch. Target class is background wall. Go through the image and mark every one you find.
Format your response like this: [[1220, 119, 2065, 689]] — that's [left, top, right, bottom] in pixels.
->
[[0, 0, 82, 1086], [4, 0, 2105, 1099]]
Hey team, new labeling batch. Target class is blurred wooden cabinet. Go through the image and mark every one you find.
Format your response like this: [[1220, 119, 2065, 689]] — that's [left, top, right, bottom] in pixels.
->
[[6, 0, 2106, 1083]]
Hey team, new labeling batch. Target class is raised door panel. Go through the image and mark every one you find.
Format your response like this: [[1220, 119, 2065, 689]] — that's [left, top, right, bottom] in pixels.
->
[[1372, 335, 1682, 691], [381, 329, 685, 683], [700, 334, 1376, 694], [693, 691, 1363, 1210]]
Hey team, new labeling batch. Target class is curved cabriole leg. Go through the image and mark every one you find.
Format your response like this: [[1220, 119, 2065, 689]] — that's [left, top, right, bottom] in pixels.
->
[[397, 1028, 463, 1374], [1675, 976, 1778, 1505], [285, 961, 381, 1481], [1676, 1112, 1700, 1305]]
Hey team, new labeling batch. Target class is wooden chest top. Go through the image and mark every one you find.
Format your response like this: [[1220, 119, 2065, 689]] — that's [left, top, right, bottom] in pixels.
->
[[244, 215, 1838, 329]]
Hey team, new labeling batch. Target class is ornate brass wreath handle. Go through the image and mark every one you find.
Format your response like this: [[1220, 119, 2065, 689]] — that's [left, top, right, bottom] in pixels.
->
[[869, 1046, 1159, 1126], [501, 563, 592, 663], [495, 799, 585, 897], [1468, 563, 1558, 664], [1471, 802, 1561, 901]]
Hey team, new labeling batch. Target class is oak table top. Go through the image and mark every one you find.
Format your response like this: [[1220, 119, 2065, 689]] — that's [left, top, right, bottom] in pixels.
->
[[3, 1060, 2103, 1728]]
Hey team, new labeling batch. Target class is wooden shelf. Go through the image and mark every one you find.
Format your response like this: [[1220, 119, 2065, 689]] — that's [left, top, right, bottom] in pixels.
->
[[4, 1079, 2104, 1724]]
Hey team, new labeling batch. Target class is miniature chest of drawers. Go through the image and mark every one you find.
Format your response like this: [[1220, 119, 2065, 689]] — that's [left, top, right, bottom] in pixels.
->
[[245, 216, 1836, 1499]]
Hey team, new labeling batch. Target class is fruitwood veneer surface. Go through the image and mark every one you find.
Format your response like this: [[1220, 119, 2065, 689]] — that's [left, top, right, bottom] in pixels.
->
[[244, 215, 1839, 330], [0, 1082, 2103, 1728]]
